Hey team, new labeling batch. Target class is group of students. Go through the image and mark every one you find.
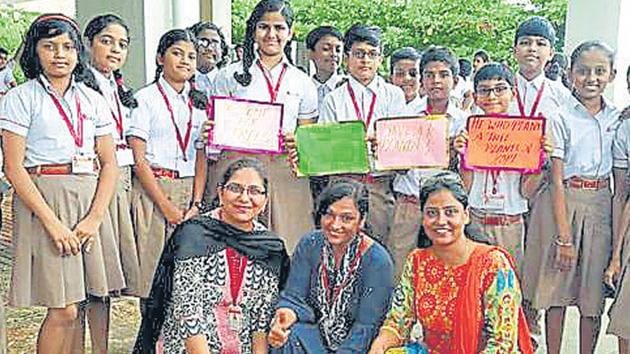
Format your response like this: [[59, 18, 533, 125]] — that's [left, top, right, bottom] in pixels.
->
[[0, 0, 629, 352]]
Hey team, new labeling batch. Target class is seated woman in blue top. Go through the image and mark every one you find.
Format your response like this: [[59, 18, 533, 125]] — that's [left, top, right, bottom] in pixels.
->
[[268, 179, 395, 353]]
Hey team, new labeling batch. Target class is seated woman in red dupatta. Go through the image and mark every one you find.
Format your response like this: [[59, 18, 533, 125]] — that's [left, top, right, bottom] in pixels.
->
[[134, 157, 289, 354], [369, 171, 533, 354]]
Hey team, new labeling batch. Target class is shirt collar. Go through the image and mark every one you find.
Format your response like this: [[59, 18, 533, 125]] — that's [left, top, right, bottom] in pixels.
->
[[313, 72, 341, 91], [38, 74, 79, 96], [158, 75, 190, 102], [348, 74, 381, 95], [253, 52, 291, 73], [90, 66, 117, 93], [517, 71, 546, 90]]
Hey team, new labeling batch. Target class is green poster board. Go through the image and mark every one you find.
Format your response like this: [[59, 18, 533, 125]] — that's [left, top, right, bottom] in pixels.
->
[[296, 121, 370, 176]]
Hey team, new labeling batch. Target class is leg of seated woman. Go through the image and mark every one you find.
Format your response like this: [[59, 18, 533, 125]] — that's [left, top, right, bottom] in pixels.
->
[[545, 306, 566, 354], [269, 323, 328, 354]]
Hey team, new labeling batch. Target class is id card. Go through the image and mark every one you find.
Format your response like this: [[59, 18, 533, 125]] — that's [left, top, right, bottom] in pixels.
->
[[72, 154, 96, 175], [227, 305, 243, 331], [482, 193, 506, 211], [116, 148, 135, 167]]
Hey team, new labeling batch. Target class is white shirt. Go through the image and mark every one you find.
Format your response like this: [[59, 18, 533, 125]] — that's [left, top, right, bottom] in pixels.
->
[[196, 68, 218, 98], [319, 75, 407, 134], [0, 60, 16, 94], [393, 97, 468, 197], [212, 56, 318, 133], [91, 67, 134, 166], [469, 171, 528, 215], [613, 118, 630, 169], [0, 76, 113, 167], [551, 96, 620, 179], [312, 73, 344, 111], [514, 72, 569, 128], [127, 77, 206, 177]]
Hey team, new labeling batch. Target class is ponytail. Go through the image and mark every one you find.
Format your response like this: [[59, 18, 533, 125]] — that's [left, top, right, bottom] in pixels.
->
[[234, 28, 255, 86], [113, 69, 138, 109], [188, 76, 208, 110], [154, 65, 163, 83], [75, 61, 102, 95]]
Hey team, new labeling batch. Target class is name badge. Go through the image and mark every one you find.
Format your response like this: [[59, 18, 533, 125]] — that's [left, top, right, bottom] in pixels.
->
[[72, 154, 96, 175], [116, 148, 135, 167], [482, 193, 506, 211], [227, 304, 243, 332]]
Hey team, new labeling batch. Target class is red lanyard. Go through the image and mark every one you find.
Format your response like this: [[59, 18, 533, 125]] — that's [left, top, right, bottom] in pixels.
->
[[48, 91, 84, 148], [226, 247, 248, 305], [347, 83, 377, 128], [256, 61, 288, 103], [515, 80, 545, 117], [321, 237, 364, 304], [110, 91, 124, 140], [484, 171, 501, 195], [156, 82, 193, 162]]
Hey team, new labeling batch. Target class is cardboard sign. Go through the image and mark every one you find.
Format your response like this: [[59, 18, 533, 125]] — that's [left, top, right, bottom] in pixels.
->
[[296, 121, 370, 176], [375, 115, 450, 170], [464, 115, 545, 172], [209, 96, 284, 154]]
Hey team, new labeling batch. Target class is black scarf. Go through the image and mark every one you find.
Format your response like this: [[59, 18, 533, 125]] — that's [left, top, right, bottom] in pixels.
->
[[133, 216, 290, 353]]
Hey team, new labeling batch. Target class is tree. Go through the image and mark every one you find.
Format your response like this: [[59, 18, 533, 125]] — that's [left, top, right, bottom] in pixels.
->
[[231, 0, 568, 65], [0, 5, 39, 84]]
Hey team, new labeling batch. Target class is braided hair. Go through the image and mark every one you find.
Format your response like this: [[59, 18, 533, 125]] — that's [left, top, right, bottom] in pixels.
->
[[154, 29, 208, 110], [21, 14, 101, 94], [84, 14, 138, 108], [234, 0, 294, 87]]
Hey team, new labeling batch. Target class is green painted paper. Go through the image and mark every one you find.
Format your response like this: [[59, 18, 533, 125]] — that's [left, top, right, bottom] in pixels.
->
[[296, 121, 370, 176]]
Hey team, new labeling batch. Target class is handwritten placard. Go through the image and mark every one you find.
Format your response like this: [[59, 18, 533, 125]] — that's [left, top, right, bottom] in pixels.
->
[[375, 115, 450, 170], [296, 121, 370, 176], [464, 115, 545, 172], [209, 96, 284, 154]]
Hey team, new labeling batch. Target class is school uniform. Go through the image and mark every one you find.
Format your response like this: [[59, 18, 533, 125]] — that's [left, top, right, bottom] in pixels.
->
[[517, 72, 571, 332], [127, 76, 206, 298], [0, 76, 125, 307], [309, 73, 344, 204], [320, 75, 407, 242], [0, 61, 15, 95], [312, 73, 344, 111], [468, 171, 528, 270], [607, 118, 630, 338], [387, 97, 467, 278], [207, 56, 318, 255], [524, 96, 620, 317], [92, 68, 141, 297], [195, 68, 218, 98]]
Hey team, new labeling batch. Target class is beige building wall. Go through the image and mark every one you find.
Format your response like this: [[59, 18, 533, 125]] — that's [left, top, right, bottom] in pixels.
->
[[565, 0, 630, 107]]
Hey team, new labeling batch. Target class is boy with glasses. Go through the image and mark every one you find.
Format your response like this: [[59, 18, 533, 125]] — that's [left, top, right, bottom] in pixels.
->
[[387, 46, 468, 277], [319, 24, 407, 242]]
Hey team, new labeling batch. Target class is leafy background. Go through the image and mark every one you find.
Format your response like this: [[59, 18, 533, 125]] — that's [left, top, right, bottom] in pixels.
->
[[232, 0, 568, 67], [0, 5, 38, 84]]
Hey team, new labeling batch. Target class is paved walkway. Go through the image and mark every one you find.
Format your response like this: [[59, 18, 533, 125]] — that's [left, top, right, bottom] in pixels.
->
[[537, 300, 618, 354]]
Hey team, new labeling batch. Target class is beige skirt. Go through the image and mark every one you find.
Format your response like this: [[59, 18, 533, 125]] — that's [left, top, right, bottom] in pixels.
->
[[522, 187, 611, 316], [10, 175, 125, 308], [607, 223, 630, 338], [205, 152, 313, 254], [131, 176, 193, 298], [109, 167, 141, 296]]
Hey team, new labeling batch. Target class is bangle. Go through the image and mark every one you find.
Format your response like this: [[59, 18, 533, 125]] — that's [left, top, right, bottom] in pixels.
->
[[555, 238, 573, 247]]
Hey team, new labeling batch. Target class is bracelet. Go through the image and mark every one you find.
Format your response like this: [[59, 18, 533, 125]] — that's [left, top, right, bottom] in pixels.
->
[[554, 238, 573, 247]]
